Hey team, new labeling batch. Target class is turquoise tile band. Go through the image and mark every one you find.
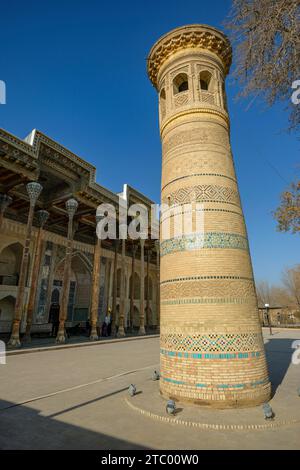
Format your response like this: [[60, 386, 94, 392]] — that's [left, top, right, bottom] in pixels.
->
[[160, 348, 261, 359], [161, 375, 269, 389], [160, 232, 249, 257]]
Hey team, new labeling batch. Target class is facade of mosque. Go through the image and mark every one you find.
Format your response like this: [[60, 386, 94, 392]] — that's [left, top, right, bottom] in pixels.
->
[[0, 128, 159, 346], [148, 24, 271, 407]]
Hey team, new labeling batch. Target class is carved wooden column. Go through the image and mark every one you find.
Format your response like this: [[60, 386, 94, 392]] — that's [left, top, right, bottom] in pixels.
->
[[105, 260, 112, 315], [155, 240, 160, 333], [146, 247, 151, 329], [111, 239, 119, 336], [44, 244, 58, 319], [23, 210, 49, 342], [8, 182, 43, 347], [89, 215, 102, 340], [56, 198, 78, 343], [129, 242, 136, 331], [138, 238, 146, 335], [0, 194, 12, 231], [117, 239, 126, 337]]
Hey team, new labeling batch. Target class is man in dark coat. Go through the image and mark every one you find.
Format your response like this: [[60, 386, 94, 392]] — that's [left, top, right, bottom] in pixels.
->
[[49, 303, 60, 337]]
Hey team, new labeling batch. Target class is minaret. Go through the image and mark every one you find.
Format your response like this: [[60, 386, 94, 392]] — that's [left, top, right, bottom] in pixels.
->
[[147, 25, 271, 407]]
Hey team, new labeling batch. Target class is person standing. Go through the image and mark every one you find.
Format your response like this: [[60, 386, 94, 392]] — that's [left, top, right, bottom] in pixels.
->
[[49, 303, 60, 337]]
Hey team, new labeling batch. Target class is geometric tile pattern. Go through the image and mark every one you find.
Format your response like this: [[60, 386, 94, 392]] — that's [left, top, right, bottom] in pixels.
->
[[160, 232, 249, 257], [160, 275, 254, 284], [160, 348, 262, 360], [161, 297, 255, 305], [161, 172, 237, 191], [160, 332, 263, 353]]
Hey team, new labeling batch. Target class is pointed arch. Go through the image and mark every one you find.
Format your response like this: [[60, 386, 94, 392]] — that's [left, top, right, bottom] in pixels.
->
[[173, 73, 189, 94], [199, 70, 212, 91], [0, 242, 27, 286]]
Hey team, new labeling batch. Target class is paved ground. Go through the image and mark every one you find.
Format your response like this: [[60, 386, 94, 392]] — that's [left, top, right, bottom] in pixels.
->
[[0, 328, 299, 450], [2, 330, 158, 352]]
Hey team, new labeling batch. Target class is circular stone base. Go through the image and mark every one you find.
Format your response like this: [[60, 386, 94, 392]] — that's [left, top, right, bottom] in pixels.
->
[[159, 386, 271, 410], [125, 380, 300, 431]]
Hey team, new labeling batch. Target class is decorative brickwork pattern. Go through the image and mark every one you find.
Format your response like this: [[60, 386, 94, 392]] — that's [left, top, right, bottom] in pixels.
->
[[160, 332, 264, 353], [162, 184, 240, 207], [162, 173, 237, 191], [162, 152, 235, 183], [160, 232, 249, 256], [160, 278, 256, 299], [162, 128, 229, 156], [147, 24, 271, 407], [160, 348, 261, 360]]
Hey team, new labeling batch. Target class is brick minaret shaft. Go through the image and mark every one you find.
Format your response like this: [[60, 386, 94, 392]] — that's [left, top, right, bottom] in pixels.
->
[[147, 24, 271, 407]]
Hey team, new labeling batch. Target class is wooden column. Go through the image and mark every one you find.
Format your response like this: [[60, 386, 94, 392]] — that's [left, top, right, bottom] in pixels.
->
[[138, 238, 146, 335], [117, 239, 126, 337], [155, 240, 160, 333], [89, 215, 102, 340], [0, 194, 12, 231], [111, 239, 119, 336], [56, 198, 78, 343], [44, 244, 58, 321], [106, 260, 112, 315], [146, 247, 151, 329], [8, 182, 42, 348], [129, 242, 136, 331], [23, 210, 49, 342]]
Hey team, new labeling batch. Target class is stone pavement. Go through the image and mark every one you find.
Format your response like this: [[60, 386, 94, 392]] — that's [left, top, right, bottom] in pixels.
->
[[5, 332, 159, 355], [0, 328, 299, 450]]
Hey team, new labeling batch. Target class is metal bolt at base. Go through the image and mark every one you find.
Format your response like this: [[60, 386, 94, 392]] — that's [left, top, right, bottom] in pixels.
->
[[262, 403, 274, 420], [166, 400, 176, 415], [129, 384, 137, 397]]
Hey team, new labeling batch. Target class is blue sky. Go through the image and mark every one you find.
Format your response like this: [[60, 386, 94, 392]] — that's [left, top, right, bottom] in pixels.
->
[[0, 0, 298, 285]]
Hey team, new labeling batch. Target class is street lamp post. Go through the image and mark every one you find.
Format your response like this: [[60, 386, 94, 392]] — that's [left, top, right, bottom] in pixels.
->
[[265, 303, 272, 336]]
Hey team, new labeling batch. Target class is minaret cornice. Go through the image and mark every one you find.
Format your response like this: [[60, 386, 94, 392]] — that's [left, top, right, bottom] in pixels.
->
[[147, 24, 232, 89]]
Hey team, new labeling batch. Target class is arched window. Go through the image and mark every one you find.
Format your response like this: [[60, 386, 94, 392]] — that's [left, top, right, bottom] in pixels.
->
[[129, 272, 141, 299], [199, 71, 212, 91], [173, 73, 189, 95], [0, 242, 25, 286]]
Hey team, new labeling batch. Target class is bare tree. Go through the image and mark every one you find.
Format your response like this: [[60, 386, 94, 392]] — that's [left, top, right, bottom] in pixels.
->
[[256, 280, 272, 305], [225, 0, 300, 131], [282, 265, 300, 309], [256, 280, 293, 306], [274, 180, 300, 233], [270, 286, 293, 307]]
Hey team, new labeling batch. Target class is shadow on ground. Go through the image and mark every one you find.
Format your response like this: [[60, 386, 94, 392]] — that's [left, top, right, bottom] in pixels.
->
[[0, 398, 148, 450], [264, 338, 295, 396]]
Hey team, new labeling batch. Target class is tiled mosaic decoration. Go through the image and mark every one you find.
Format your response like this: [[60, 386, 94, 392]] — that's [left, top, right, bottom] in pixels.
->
[[160, 332, 263, 353], [160, 375, 269, 390], [160, 348, 261, 360], [160, 232, 249, 257]]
